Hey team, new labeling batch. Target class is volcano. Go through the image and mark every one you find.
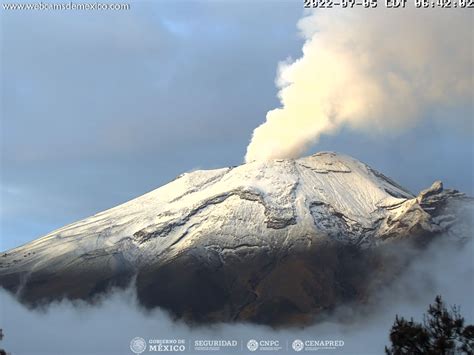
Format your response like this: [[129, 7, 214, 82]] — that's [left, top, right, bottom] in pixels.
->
[[0, 152, 471, 325]]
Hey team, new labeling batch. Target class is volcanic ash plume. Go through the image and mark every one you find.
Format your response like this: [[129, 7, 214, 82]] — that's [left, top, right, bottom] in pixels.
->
[[245, 8, 473, 162]]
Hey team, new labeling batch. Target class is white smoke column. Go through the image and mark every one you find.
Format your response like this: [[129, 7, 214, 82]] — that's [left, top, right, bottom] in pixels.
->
[[245, 8, 473, 162]]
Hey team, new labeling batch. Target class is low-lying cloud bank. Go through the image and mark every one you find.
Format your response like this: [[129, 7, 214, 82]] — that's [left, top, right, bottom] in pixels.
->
[[1, 230, 472, 355]]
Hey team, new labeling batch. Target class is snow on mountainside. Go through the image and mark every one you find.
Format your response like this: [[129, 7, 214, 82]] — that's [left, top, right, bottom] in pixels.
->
[[0, 152, 470, 325], [2, 152, 409, 267]]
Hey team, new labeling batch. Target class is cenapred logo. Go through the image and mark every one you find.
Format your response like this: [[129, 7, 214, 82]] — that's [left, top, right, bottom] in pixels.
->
[[291, 339, 345, 352], [247, 339, 259, 352], [130, 337, 147, 354], [292, 339, 304, 352]]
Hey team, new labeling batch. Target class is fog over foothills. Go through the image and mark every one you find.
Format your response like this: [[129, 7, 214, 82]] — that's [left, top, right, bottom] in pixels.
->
[[1, 225, 473, 354]]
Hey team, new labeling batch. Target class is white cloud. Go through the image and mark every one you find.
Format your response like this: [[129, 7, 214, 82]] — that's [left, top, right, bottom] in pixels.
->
[[245, 7, 473, 162]]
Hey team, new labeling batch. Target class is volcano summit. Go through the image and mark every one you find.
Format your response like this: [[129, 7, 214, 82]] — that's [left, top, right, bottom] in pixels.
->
[[0, 152, 471, 325]]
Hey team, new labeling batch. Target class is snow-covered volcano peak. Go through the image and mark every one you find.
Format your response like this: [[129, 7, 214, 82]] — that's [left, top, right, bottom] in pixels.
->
[[0, 151, 469, 324], [4, 151, 415, 258], [204, 150, 414, 229]]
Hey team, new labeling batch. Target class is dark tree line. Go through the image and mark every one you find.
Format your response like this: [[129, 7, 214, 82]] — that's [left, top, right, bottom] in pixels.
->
[[0, 328, 5, 355], [386, 296, 474, 354]]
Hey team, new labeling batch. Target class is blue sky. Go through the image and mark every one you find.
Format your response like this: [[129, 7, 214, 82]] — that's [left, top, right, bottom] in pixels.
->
[[1, 1, 472, 250]]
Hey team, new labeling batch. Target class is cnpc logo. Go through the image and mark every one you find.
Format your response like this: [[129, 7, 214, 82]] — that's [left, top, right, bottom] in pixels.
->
[[246, 339, 282, 352]]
